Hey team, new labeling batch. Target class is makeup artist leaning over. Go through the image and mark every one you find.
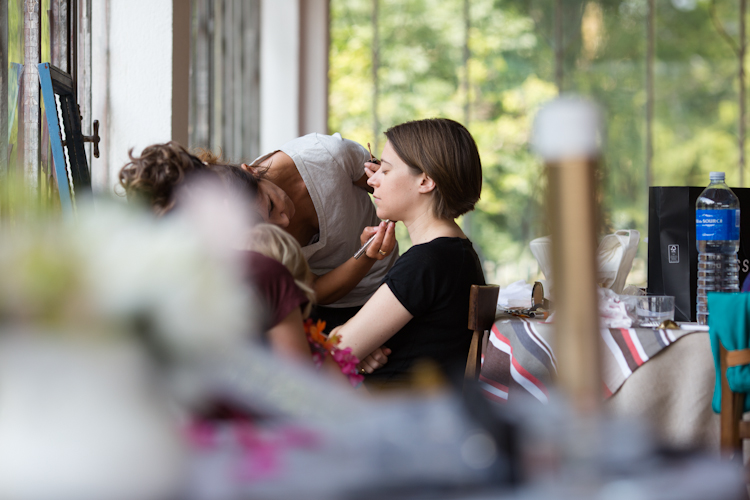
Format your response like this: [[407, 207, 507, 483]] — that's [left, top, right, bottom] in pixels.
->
[[243, 133, 398, 329]]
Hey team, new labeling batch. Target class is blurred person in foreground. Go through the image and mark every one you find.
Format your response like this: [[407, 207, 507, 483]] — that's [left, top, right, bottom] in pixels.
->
[[245, 223, 363, 385], [332, 118, 486, 389], [118, 143, 370, 383]]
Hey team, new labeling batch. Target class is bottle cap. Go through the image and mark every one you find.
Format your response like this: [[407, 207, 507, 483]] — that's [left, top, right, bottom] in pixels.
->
[[709, 171, 725, 182]]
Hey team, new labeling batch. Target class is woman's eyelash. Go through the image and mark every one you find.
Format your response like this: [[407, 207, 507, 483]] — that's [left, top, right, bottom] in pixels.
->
[[268, 198, 274, 216]]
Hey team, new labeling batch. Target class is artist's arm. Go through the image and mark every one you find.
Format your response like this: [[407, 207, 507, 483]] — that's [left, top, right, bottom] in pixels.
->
[[311, 221, 396, 305]]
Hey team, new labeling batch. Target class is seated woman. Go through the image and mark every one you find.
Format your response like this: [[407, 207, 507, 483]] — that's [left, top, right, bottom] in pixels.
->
[[333, 118, 486, 388]]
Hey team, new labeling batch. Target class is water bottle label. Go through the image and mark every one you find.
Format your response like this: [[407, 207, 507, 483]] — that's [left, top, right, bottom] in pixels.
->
[[696, 209, 740, 240]]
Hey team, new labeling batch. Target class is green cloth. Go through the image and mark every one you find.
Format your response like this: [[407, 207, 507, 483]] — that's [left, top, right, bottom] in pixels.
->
[[708, 292, 750, 413]]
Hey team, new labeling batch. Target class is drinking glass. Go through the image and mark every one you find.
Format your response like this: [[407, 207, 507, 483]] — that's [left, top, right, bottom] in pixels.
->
[[635, 296, 675, 327]]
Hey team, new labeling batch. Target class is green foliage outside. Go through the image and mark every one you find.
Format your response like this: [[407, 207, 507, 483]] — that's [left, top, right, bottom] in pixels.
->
[[330, 0, 744, 287]]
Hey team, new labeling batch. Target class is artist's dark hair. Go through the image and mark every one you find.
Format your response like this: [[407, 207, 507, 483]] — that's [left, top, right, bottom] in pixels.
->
[[384, 118, 482, 219], [118, 142, 263, 216]]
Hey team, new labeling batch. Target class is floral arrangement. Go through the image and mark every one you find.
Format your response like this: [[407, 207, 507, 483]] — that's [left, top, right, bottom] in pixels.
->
[[304, 319, 364, 387]]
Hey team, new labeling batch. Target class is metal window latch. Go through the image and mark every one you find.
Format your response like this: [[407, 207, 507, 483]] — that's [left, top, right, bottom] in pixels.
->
[[62, 119, 100, 158], [82, 119, 101, 158]]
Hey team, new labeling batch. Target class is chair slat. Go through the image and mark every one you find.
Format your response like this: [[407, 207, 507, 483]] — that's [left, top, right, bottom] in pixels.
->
[[465, 285, 500, 385], [726, 348, 750, 368], [720, 343, 748, 458], [468, 285, 500, 332]]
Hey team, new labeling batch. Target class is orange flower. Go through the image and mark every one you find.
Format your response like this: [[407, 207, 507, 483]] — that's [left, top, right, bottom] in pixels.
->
[[304, 318, 339, 351]]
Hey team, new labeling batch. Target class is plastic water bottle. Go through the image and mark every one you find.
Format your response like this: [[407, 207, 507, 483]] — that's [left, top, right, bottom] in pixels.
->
[[696, 171, 740, 325]]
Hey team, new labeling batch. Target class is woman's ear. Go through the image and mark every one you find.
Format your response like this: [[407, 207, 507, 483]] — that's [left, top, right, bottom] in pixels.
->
[[418, 174, 436, 194], [240, 163, 253, 173]]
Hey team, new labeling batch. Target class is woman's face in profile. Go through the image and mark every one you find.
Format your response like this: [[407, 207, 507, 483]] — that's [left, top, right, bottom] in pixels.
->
[[367, 141, 422, 221], [255, 179, 295, 227]]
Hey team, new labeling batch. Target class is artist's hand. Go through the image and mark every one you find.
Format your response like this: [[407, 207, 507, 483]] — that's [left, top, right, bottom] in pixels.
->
[[358, 346, 392, 374], [359, 220, 396, 260], [364, 160, 381, 179]]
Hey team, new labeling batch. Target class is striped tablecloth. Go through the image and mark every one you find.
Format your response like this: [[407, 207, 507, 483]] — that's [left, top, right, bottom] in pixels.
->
[[479, 317, 704, 404]]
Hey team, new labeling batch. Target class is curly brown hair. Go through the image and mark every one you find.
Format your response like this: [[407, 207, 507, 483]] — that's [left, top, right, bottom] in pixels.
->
[[118, 142, 263, 216]]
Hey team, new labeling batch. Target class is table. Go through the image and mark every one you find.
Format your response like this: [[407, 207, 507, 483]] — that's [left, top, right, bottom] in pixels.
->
[[479, 317, 719, 451]]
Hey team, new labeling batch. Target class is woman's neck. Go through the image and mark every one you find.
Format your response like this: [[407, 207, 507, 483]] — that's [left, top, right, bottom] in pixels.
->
[[404, 210, 465, 245]]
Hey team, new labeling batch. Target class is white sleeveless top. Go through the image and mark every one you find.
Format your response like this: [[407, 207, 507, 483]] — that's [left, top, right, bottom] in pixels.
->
[[280, 133, 399, 307]]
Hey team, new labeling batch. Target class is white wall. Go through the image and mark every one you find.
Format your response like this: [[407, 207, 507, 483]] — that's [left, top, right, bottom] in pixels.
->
[[260, 0, 330, 152], [92, 0, 190, 195], [92, 0, 328, 189], [299, 0, 329, 137], [260, 0, 300, 153]]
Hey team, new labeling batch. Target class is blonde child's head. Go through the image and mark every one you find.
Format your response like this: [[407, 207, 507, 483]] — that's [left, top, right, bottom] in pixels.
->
[[246, 223, 315, 317]]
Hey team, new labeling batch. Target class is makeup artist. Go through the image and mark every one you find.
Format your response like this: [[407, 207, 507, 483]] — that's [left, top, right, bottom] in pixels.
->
[[242, 133, 398, 329]]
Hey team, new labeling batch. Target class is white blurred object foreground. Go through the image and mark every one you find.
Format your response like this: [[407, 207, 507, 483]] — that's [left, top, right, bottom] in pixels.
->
[[0, 334, 184, 500], [0, 201, 256, 500]]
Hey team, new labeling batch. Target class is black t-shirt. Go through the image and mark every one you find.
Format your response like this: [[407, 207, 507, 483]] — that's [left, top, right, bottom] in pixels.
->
[[366, 237, 486, 386]]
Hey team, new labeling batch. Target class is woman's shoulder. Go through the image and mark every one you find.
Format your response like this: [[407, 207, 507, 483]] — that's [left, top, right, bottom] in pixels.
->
[[243, 251, 296, 286], [395, 237, 473, 266], [241, 251, 310, 327], [406, 237, 474, 254]]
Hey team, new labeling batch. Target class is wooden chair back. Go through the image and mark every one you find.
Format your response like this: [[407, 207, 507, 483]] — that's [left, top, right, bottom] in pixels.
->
[[465, 284, 500, 383], [719, 342, 750, 458]]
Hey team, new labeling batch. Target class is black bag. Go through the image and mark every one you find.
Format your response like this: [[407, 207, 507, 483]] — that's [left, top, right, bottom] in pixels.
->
[[648, 186, 750, 321]]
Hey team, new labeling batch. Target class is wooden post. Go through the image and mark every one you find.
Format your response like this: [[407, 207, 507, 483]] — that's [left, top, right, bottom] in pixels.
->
[[554, 0, 563, 94], [0, 0, 8, 178], [211, 0, 223, 152], [242, 0, 260, 159], [533, 98, 602, 413], [23, 0, 40, 193], [719, 343, 747, 460], [190, 0, 210, 149]]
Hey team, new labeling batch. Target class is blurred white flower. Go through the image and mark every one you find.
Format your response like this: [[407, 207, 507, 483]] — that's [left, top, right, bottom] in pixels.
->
[[0, 199, 257, 364]]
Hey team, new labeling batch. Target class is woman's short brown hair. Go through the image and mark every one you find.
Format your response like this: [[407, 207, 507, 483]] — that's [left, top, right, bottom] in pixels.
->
[[118, 141, 262, 216], [384, 118, 482, 219]]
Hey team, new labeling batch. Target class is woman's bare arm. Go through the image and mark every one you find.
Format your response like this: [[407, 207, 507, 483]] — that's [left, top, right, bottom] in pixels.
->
[[333, 284, 413, 361]]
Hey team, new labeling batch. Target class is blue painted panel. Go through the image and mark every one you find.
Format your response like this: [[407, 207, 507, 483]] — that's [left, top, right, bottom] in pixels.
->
[[38, 62, 73, 217]]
